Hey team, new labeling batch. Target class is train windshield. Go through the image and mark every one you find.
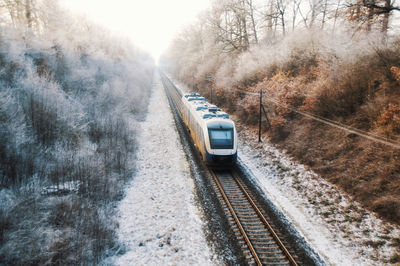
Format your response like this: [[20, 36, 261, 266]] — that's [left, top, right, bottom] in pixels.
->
[[208, 128, 233, 149]]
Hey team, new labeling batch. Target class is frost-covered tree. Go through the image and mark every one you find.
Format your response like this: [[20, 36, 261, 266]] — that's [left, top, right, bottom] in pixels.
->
[[0, 0, 57, 32], [207, 0, 263, 52], [0, 1, 154, 264], [347, 0, 400, 34]]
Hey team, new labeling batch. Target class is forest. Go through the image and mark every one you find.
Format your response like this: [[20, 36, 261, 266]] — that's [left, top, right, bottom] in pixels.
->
[[0, 0, 154, 264], [162, 0, 400, 225]]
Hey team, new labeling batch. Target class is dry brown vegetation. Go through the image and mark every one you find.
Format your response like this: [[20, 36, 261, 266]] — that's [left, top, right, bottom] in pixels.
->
[[165, 28, 400, 225], [211, 41, 400, 225]]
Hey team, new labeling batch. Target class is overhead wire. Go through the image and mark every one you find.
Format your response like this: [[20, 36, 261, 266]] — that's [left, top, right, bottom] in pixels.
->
[[235, 88, 400, 149]]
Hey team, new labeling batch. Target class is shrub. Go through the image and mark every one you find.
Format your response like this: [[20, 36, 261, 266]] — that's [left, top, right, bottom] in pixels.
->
[[375, 103, 400, 136], [237, 97, 259, 125], [372, 196, 400, 222], [311, 59, 374, 118], [269, 115, 289, 142], [0, 193, 119, 265], [281, 48, 318, 77], [391, 66, 400, 83]]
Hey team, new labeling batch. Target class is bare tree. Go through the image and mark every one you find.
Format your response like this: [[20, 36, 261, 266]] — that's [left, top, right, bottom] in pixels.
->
[[276, 0, 287, 34], [292, 0, 303, 30], [208, 0, 259, 52], [1, 0, 37, 27], [346, 0, 400, 34], [264, 0, 278, 37], [332, 0, 342, 32], [0, 0, 60, 33], [321, 0, 329, 28], [246, 0, 259, 43], [25, 0, 32, 27]]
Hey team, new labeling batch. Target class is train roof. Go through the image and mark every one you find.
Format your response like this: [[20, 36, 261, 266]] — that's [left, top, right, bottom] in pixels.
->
[[184, 92, 201, 98], [182, 93, 234, 127], [187, 96, 206, 102]]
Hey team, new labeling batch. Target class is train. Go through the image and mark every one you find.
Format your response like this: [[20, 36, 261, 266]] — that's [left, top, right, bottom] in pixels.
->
[[161, 73, 237, 165]]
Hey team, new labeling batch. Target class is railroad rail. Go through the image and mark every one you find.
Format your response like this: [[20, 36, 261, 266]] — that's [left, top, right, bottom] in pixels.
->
[[160, 70, 314, 265], [210, 169, 298, 266]]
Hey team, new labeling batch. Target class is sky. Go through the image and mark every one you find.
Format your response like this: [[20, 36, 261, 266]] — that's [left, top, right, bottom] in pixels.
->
[[60, 0, 211, 62]]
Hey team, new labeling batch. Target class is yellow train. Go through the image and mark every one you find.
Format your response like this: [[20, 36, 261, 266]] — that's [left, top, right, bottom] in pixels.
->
[[161, 72, 237, 165], [179, 92, 238, 165]]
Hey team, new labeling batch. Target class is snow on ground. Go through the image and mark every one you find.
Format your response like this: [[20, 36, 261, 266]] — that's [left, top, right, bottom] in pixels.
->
[[169, 75, 399, 265], [237, 126, 400, 265], [110, 73, 215, 265]]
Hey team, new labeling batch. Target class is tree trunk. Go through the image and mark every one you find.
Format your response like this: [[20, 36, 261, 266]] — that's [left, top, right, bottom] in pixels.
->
[[25, 0, 32, 28], [381, 0, 390, 34], [266, 0, 274, 36], [247, 0, 258, 43], [240, 0, 249, 50], [321, 0, 328, 29], [332, 0, 341, 33]]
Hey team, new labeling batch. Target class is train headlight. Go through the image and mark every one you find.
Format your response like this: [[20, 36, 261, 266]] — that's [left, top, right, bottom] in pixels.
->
[[212, 150, 215, 153]]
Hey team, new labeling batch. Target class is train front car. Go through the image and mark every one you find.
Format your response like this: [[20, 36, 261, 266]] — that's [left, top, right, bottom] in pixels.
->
[[204, 118, 238, 165], [181, 92, 238, 166]]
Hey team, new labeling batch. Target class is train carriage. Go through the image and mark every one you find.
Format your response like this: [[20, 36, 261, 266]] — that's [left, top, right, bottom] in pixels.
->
[[181, 93, 238, 165], [160, 72, 237, 165]]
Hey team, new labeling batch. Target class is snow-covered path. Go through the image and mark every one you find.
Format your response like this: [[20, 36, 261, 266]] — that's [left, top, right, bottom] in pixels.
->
[[111, 73, 214, 265]]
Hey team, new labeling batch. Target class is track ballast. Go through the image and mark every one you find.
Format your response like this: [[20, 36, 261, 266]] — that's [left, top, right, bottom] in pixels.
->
[[160, 70, 319, 265], [210, 169, 298, 265]]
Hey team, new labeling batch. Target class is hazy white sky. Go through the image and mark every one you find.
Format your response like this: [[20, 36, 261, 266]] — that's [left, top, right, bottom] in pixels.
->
[[60, 0, 210, 61]]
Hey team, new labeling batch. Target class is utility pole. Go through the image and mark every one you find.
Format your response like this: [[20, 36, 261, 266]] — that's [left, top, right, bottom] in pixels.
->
[[258, 90, 262, 142]]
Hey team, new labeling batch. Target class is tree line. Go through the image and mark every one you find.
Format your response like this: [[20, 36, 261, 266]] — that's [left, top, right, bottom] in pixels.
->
[[192, 0, 399, 54], [0, 0, 58, 31]]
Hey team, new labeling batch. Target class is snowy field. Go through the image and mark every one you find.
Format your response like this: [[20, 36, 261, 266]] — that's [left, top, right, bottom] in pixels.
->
[[109, 73, 214, 265], [238, 127, 400, 265]]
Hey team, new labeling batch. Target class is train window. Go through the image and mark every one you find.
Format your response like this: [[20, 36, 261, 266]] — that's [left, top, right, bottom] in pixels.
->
[[208, 128, 233, 149]]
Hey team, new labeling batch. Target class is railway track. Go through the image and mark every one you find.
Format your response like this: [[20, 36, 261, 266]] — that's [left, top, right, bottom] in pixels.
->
[[210, 169, 298, 266], [160, 71, 318, 265]]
